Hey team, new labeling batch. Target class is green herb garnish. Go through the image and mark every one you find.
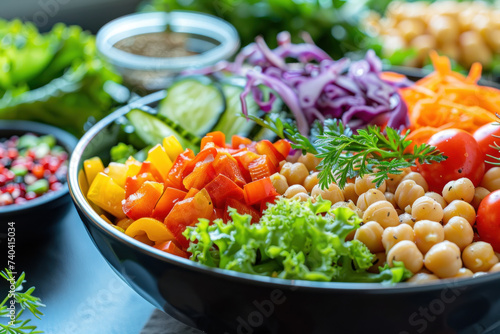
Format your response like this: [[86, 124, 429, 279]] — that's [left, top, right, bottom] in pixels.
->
[[0, 269, 44, 334], [247, 114, 446, 189]]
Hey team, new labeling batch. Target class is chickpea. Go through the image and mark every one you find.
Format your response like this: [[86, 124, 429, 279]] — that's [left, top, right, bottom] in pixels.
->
[[386, 168, 411, 193], [368, 252, 387, 273], [443, 216, 474, 251], [402, 172, 429, 192], [354, 175, 386, 196], [303, 172, 319, 193], [363, 201, 399, 228], [453, 268, 474, 279], [424, 192, 447, 209], [424, 241, 462, 278], [395, 180, 425, 210], [284, 185, 307, 199], [311, 183, 344, 204], [354, 221, 384, 253], [280, 162, 309, 186], [357, 189, 386, 211], [297, 153, 321, 172], [471, 187, 490, 210], [398, 18, 426, 42], [382, 224, 415, 252], [387, 240, 424, 274], [411, 196, 444, 222], [278, 160, 286, 170], [490, 263, 500, 273], [385, 192, 397, 208], [414, 220, 445, 254], [342, 183, 358, 203], [270, 173, 289, 195], [399, 213, 416, 228], [291, 192, 309, 202], [480, 167, 500, 192], [443, 200, 476, 226], [442, 178, 475, 203], [407, 272, 439, 284], [428, 15, 459, 44], [462, 242, 499, 272]]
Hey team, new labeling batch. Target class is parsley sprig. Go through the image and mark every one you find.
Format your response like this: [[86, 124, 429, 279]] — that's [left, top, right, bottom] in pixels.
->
[[0, 269, 44, 334], [247, 114, 446, 189]]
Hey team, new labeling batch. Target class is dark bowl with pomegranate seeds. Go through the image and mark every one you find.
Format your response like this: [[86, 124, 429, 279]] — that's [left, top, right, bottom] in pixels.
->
[[0, 120, 77, 239]]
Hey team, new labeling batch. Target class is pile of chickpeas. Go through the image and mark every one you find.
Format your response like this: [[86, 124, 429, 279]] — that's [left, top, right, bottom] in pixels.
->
[[270, 153, 500, 284]]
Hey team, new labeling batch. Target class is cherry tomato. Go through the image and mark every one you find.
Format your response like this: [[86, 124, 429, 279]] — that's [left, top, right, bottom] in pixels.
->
[[418, 129, 485, 193], [473, 122, 500, 171], [476, 190, 500, 252]]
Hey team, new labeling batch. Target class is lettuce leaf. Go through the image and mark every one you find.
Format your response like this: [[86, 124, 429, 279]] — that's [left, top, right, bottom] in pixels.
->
[[184, 197, 412, 284]]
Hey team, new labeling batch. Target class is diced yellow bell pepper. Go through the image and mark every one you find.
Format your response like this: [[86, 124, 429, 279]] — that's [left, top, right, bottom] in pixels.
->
[[134, 234, 154, 246], [84, 157, 104, 185], [87, 172, 126, 219], [146, 144, 173, 181], [107, 162, 128, 188], [163, 135, 184, 161], [125, 156, 142, 178], [114, 226, 125, 233], [78, 169, 90, 198], [125, 217, 174, 243], [116, 217, 135, 230], [100, 214, 113, 225]]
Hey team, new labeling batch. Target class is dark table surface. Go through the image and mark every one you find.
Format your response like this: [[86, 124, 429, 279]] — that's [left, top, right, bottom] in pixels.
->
[[1, 201, 155, 334]]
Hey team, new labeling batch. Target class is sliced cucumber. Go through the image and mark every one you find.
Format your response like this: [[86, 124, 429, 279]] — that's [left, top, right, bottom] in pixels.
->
[[126, 109, 197, 152], [158, 77, 225, 137], [211, 84, 260, 138]]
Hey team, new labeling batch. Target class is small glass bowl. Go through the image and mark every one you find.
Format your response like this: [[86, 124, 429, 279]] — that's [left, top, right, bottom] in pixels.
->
[[96, 11, 240, 93]]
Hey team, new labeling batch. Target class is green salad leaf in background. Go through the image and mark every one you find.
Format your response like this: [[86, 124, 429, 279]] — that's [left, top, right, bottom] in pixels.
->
[[0, 20, 125, 137], [184, 197, 412, 283]]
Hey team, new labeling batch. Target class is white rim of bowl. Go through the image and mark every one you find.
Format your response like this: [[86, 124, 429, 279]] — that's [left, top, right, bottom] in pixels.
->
[[96, 11, 240, 71]]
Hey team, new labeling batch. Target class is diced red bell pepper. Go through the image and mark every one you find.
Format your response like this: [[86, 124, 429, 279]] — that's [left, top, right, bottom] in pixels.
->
[[125, 172, 156, 198], [201, 131, 226, 149], [204, 174, 245, 208], [243, 178, 279, 205], [273, 139, 292, 158], [184, 188, 200, 199], [151, 187, 187, 221], [154, 240, 189, 258], [255, 140, 285, 166], [183, 161, 217, 190], [232, 135, 253, 149], [259, 196, 278, 213], [224, 198, 261, 223], [167, 149, 195, 190], [139, 161, 164, 183], [248, 155, 277, 181], [232, 150, 260, 170], [165, 188, 214, 249], [214, 208, 225, 221], [122, 181, 164, 220], [183, 147, 218, 177], [213, 152, 247, 187]]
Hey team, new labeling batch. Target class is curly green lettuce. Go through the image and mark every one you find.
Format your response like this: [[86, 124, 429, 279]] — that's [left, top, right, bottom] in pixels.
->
[[184, 197, 412, 284]]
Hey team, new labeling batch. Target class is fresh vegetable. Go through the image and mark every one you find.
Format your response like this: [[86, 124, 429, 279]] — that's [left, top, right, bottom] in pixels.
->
[[418, 129, 485, 193], [401, 52, 500, 146], [0, 133, 68, 206], [0, 269, 45, 334], [0, 20, 123, 137], [476, 190, 500, 253], [184, 197, 411, 283], [125, 217, 174, 243], [473, 122, 500, 170], [86, 172, 126, 219]]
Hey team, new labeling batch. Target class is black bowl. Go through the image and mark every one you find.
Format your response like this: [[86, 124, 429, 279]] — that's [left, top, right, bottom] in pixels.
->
[[0, 121, 77, 239], [68, 90, 500, 334]]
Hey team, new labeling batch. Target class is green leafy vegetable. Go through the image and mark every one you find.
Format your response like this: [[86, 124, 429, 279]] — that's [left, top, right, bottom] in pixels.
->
[[0, 269, 44, 334], [110, 143, 137, 164], [184, 197, 412, 284], [0, 20, 123, 137]]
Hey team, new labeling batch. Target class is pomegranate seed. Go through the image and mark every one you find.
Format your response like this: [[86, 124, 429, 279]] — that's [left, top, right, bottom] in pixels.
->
[[50, 182, 63, 191], [15, 197, 27, 204], [32, 164, 44, 179], [48, 175, 58, 184], [7, 148, 18, 159], [24, 174, 37, 185], [11, 188, 21, 199], [0, 193, 13, 206], [0, 174, 5, 186], [25, 192, 37, 200], [4, 170, 14, 181]]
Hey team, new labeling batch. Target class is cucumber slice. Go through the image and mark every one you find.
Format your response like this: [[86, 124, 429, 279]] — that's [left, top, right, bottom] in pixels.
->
[[212, 84, 260, 138], [126, 109, 197, 152], [158, 77, 225, 137]]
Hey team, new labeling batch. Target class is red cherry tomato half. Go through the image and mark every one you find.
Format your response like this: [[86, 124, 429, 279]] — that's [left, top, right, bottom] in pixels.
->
[[476, 190, 500, 253], [473, 122, 500, 171], [418, 129, 485, 193]]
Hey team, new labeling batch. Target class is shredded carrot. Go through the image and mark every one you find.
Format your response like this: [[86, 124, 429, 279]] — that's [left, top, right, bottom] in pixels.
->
[[401, 52, 500, 135]]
